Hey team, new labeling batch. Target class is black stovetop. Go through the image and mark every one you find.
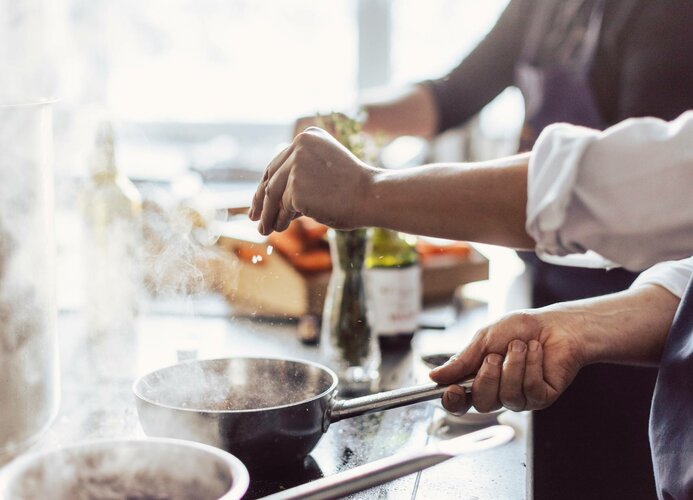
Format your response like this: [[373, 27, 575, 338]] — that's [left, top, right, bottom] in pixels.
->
[[243, 400, 436, 499]]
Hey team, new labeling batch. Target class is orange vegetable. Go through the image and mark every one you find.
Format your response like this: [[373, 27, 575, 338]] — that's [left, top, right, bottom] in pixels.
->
[[266, 218, 331, 272], [416, 240, 472, 264], [300, 217, 328, 241], [268, 228, 305, 257], [233, 245, 267, 266], [291, 250, 332, 273]]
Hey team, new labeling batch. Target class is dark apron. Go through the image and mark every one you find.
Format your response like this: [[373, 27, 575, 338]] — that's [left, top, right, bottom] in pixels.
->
[[650, 276, 693, 499], [515, 0, 639, 307], [515, 2, 658, 498]]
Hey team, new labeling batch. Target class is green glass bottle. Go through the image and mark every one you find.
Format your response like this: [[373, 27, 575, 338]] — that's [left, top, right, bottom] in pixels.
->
[[366, 228, 421, 350]]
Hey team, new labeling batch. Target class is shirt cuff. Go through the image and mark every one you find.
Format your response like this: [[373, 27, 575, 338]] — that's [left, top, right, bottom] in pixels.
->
[[630, 257, 693, 299], [526, 123, 601, 262], [418, 79, 446, 135]]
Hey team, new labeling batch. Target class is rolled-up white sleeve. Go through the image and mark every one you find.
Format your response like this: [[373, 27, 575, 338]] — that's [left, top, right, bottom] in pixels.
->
[[630, 257, 693, 299], [526, 111, 693, 272]]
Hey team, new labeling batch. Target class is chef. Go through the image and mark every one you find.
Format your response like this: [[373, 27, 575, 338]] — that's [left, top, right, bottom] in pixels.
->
[[299, 3, 693, 492], [250, 110, 693, 498]]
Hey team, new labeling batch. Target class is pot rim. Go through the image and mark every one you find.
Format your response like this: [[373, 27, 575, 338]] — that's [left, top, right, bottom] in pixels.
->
[[132, 356, 339, 414], [0, 436, 249, 500]]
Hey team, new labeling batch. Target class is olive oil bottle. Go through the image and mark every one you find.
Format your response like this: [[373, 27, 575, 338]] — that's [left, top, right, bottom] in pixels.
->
[[82, 122, 142, 380], [366, 228, 421, 350]]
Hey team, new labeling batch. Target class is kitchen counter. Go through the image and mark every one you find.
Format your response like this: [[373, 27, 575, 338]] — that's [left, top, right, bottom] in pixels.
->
[[30, 296, 527, 499]]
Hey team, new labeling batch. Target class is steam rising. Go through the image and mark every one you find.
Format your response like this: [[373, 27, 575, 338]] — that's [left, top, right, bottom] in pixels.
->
[[0, 0, 55, 103], [141, 182, 230, 298]]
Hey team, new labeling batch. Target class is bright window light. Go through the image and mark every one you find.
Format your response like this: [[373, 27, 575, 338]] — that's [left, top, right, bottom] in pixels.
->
[[105, 0, 358, 122]]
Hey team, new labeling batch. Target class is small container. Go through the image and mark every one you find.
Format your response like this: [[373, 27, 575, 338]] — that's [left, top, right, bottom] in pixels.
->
[[298, 314, 321, 345], [419, 352, 504, 426]]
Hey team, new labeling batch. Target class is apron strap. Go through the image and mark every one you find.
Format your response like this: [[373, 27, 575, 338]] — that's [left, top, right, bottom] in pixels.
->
[[575, 0, 606, 68], [519, 2, 561, 63], [520, 0, 605, 69]]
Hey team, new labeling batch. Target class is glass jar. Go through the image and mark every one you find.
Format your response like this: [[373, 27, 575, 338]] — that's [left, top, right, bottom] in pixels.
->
[[320, 229, 380, 395], [0, 101, 58, 462]]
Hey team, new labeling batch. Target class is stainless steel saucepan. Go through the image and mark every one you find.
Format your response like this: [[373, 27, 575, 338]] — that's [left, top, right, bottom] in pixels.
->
[[133, 357, 473, 470]]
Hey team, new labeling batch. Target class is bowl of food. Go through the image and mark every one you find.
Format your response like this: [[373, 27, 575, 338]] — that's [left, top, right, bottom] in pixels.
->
[[0, 438, 248, 500]]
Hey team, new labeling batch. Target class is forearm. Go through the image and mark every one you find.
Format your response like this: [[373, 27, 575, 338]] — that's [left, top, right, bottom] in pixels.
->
[[546, 285, 680, 367], [424, 0, 525, 133], [361, 85, 439, 139], [360, 153, 534, 248]]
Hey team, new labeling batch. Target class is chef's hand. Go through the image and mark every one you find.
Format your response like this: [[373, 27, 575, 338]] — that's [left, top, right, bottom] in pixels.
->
[[430, 310, 587, 414], [249, 127, 378, 235]]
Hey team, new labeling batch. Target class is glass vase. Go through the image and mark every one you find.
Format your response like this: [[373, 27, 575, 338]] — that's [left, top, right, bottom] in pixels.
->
[[0, 101, 58, 463], [320, 229, 380, 396]]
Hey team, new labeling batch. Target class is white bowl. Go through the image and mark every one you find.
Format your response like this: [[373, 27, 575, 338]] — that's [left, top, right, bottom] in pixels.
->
[[441, 407, 505, 426], [417, 352, 505, 425], [0, 437, 249, 500]]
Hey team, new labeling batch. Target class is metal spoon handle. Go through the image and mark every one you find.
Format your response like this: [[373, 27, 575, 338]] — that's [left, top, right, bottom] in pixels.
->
[[329, 377, 473, 423], [262, 425, 514, 500]]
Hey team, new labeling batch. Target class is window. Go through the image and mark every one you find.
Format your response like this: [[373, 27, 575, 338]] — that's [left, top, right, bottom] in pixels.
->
[[51, 0, 515, 177], [390, 0, 510, 84], [105, 0, 358, 123]]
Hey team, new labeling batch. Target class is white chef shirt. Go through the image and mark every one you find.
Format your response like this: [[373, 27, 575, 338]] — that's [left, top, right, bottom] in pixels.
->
[[526, 110, 693, 298]]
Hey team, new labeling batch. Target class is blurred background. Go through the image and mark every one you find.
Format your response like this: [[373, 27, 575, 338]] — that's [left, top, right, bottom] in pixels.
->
[[1, 0, 526, 314], [2, 0, 523, 174]]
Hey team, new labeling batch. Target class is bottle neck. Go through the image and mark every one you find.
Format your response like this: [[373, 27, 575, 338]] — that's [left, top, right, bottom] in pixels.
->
[[91, 145, 117, 174], [90, 123, 119, 177], [367, 228, 418, 268], [371, 227, 397, 242]]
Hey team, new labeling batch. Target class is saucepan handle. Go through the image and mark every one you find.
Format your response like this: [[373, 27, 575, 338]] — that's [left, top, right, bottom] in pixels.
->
[[328, 377, 474, 424], [261, 424, 515, 500]]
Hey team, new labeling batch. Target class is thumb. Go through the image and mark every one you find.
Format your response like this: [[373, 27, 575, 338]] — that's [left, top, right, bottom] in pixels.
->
[[429, 338, 486, 385]]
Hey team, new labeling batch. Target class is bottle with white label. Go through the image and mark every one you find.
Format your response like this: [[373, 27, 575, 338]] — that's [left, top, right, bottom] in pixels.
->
[[366, 228, 421, 350]]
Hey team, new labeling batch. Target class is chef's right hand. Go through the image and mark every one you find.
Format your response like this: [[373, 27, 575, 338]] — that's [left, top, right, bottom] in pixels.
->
[[249, 127, 379, 235], [430, 309, 589, 414]]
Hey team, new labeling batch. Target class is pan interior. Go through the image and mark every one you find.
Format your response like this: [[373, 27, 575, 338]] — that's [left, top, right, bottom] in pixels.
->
[[135, 358, 336, 412]]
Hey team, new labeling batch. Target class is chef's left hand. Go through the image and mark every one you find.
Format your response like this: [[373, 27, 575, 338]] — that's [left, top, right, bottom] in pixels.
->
[[249, 127, 378, 235]]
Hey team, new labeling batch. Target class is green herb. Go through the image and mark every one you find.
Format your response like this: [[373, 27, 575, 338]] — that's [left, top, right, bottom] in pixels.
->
[[330, 228, 370, 365], [316, 112, 366, 160], [321, 113, 374, 368]]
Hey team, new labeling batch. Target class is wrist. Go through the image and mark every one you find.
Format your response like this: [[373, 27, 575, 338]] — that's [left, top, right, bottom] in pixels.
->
[[542, 285, 679, 367], [569, 308, 615, 365], [354, 164, 387, 228], [540, 304, 611, 367]]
